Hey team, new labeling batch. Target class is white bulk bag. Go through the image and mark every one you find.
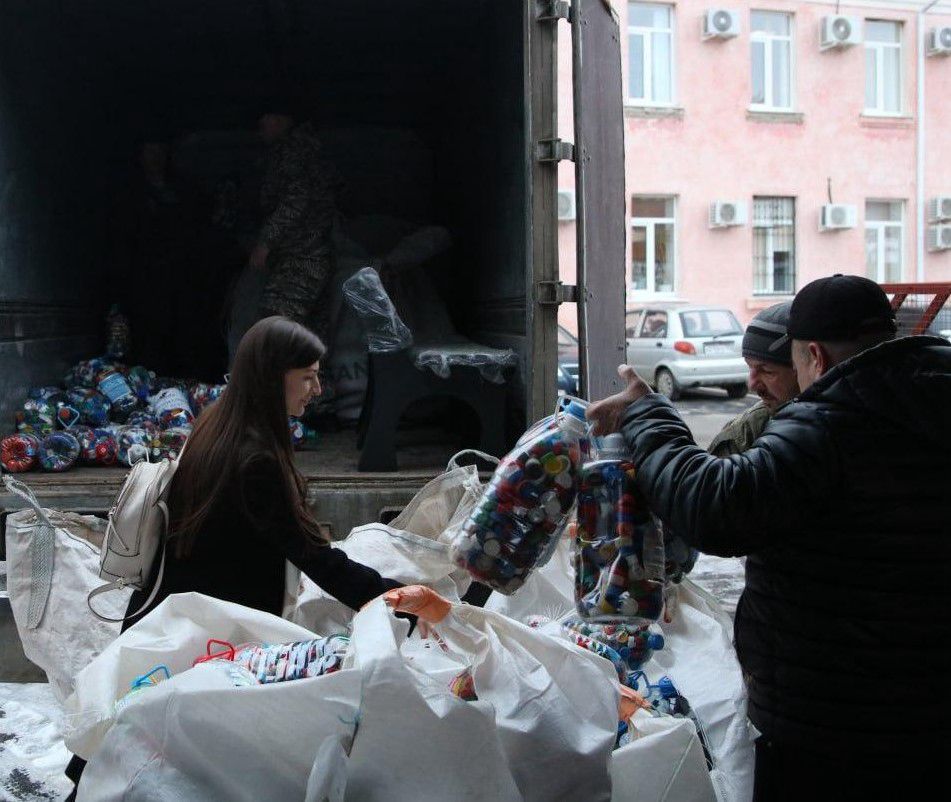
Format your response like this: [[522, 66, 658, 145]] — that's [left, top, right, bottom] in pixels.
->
[[64, 592, 322, 761], [290, 455, 485, 632], [344, 598, 617, 802], [3, 477, 132, 701]]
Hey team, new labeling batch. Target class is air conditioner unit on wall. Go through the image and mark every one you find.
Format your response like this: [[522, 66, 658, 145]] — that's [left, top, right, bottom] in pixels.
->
[[928, 27, 951, 56], [819, 204, 857, 231], [928, 224, 951, 252], [709, 201, 747, 228], [557, 190, 576, 221], [930, 197, 951, 222], [702, 9, 740, 40], [820, 16, 862, 51]]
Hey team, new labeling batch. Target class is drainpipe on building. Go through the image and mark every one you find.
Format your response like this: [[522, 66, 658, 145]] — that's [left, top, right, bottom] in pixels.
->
[[917, 0, 940, 282]]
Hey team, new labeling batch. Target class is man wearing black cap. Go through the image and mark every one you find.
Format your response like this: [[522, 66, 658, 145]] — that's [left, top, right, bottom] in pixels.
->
[[587, 274, 950, 799], [708, 302, 799, 456]]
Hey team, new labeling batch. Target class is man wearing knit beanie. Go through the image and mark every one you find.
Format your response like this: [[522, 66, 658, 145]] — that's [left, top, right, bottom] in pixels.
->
[[707, 302, 798, 456]]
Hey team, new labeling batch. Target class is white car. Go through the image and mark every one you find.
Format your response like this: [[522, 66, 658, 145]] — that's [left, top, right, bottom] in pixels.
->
[[627, 305, 749, 400]]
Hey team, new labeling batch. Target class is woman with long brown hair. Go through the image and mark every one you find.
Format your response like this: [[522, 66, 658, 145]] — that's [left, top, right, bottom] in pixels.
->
[[123, 315, 402, 624]]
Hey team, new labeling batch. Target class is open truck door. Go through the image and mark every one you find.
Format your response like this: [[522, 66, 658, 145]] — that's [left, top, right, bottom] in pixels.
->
[[527, 0, 626, 418], [571, 0, 627, 402]]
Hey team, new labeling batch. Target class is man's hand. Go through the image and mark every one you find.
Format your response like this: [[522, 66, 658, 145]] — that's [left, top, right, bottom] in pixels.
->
[[586, 364, 652, 436], [249, 243, 270, 270]]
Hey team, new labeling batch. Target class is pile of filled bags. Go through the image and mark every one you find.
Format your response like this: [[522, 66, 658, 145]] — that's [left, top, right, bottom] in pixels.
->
[[2, 362, 313, 475], [3, 403, 755, 801]]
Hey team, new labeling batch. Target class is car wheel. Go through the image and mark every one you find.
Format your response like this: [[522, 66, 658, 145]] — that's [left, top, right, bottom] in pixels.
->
[[725, 383, 748, 399], [655, 368, 680, 401]]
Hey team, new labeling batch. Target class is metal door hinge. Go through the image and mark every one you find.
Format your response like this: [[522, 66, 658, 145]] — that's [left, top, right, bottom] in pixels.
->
[[536, 281, 579, 306], [536, 138, 575, 163], [537, 0, 571, 23]]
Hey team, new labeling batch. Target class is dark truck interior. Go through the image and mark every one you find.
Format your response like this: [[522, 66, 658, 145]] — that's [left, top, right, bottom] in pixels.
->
[[0, 0, 529, 467]]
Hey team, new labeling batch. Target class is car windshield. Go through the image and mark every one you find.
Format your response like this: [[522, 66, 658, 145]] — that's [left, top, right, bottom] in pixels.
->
[[679, 309, 742, 338]]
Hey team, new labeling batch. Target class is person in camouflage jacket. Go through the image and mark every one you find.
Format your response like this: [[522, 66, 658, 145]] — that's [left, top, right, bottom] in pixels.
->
[[250, 112, 339, 341]]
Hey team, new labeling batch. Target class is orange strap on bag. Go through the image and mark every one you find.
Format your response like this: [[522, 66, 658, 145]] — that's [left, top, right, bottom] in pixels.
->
[[618, 683, 652, 722]]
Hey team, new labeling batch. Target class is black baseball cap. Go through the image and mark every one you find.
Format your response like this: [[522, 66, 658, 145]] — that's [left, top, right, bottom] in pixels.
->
[[770, 274, 897, 353]]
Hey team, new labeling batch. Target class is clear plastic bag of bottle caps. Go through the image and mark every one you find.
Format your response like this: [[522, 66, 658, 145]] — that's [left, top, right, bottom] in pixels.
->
[[450, 400, 590, 595]]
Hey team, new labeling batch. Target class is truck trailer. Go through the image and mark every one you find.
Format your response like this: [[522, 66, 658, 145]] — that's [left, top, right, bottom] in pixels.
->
[[0, 0, 626, 535]]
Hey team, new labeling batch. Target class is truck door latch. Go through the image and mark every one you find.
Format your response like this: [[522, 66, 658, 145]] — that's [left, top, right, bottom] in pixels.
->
[[536, 281, 579, 306], [536, 138, 576, 163], [537, 0, 572, 23]]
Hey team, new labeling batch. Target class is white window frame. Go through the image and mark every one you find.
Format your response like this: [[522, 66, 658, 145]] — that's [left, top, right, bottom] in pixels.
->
[[864, 20, 903, 116], [865, 200, 904, 282], [626, 3, 676, 107], [749, 11, 794, 111], [753, 198, 796, 296], [630, 197, 677, 297]]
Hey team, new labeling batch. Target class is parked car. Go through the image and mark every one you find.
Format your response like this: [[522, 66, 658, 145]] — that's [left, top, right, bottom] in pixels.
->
[[626, 305, 749, 400], [557, 325, 580, 396]]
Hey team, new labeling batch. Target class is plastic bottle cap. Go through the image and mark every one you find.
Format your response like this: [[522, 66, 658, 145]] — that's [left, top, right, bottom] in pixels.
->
[[647, 634, 665, 650], [565, 401, 588, 422], [658, 676, 678, 699]]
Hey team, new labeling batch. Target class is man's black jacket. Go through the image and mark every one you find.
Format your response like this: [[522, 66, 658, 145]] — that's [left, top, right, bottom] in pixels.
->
[[621, 336, 951, 755]]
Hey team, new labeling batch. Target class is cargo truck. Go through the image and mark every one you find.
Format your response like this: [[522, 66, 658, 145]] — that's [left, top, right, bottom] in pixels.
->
[[0, 0, 627, 535]]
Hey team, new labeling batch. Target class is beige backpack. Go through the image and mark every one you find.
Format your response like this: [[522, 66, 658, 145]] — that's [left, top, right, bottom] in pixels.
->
[[87, 453, 181, 622]]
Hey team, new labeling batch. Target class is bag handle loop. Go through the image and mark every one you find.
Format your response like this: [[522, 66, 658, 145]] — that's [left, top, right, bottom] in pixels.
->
[[446, 449, 500, 472]]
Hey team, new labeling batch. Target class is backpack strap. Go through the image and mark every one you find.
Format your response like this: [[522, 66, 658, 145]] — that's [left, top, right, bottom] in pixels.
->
[[2, 476, 56, 629], [86, 499, 169, 624]]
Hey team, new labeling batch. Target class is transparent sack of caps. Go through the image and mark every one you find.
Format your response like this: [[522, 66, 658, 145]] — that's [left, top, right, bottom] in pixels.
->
[[450, 398, 590, 595], [574, 433, 665, 624]]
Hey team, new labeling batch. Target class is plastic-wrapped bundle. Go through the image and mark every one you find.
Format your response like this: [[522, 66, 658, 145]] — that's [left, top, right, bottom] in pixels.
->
[[450, 401, 589, 594], [341, 266, 413, 353], [67, 387, 112, 427], [574, 434, 665, 624], [96, 366, 139, 422], [188, 383, 225, 415], [151, 427, 190, 461], [15, 398, 59, 436], [413, 342, 518, 384], [1, 433, 41, 472], [117, 426, 152, 466], [289, 417, 305, 448], [65, 357, 119, 389], [38, 431, 81, 472], [126, 366, 155, 402], [76, 427, 119, 466], [28, 387, 69, 406], [149, 387, 195, 430], [105, 305, 131, 360], [126, 410, 160, 431], [231, 636, 349, 683], [288, 417, 316, 449]]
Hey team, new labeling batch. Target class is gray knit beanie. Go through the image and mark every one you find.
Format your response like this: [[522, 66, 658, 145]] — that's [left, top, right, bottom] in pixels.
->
[[742, 302, 792, 365]]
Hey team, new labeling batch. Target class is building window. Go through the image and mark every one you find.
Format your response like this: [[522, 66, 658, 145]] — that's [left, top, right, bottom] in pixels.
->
[[865, 200, 904, 282], [865, 20, 902, 115], [753, 197, 796, 295], [631, 196, 675, 294], [751, 11, 793, 110], [627, 3, 674, 105]]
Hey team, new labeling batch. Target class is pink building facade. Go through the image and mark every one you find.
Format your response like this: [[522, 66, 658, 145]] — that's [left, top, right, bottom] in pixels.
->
[[558, 0, 951, 333]]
